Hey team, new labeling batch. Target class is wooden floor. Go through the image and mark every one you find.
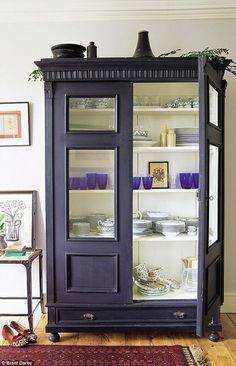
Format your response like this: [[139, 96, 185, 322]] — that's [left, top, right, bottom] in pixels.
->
[[1, 314, 236, 365]]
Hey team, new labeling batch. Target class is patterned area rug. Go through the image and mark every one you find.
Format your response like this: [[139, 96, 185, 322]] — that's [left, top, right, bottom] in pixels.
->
[[0, 345, 210, 366]]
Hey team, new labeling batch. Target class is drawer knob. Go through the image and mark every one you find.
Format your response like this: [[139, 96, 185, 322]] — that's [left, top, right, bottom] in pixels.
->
[[83, 313, 95, 321], [173, 311, 186, 319]]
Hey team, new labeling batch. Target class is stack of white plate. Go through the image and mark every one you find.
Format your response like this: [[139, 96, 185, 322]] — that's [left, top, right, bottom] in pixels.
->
[[133, 136, 157, 147], [133, 219, 152, 235], [154, 220, 185, 237], [175, 128, 199, 146]]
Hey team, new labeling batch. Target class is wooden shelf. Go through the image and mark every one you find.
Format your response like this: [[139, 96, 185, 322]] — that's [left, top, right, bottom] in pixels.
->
[[133, 233, 198, 242], [69, 108, 114, 113], [133, 146, 199, 153], [133, 189, 198, 193], [133, 107, 199, 114], [69, 107, 199, 114], [69, 189, 114, 193], [133, 286, 197, 301]]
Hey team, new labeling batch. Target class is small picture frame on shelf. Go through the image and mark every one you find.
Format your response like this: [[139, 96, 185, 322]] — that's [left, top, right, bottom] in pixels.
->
[[0, 102, 30, 146], [149, 161, 169, 189], [0, 191, 36, 250]]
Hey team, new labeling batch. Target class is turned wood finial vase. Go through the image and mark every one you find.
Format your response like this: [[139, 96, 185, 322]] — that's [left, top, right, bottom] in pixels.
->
[[133, 30, 155, 58]]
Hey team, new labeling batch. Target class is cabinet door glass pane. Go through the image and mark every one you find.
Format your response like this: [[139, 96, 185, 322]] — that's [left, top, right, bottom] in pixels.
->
[[68, 97, 116, 131], [209, 85, 218, 127], [208, 144, 219, 246], [68, 150, 116, 239]]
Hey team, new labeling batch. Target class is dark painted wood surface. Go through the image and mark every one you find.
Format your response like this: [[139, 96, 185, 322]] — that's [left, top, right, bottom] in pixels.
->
[[36, 56, 227, 339]]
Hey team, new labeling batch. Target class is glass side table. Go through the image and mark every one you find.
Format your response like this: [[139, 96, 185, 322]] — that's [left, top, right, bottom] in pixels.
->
[[0, 249, 43, 331]]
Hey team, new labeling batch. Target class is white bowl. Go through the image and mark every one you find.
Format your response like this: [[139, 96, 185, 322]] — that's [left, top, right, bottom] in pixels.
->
[[133, 219, 152, 229]]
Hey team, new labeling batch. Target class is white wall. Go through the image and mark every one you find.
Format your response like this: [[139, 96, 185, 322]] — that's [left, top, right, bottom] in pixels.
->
[[0, 19, 236, 312]]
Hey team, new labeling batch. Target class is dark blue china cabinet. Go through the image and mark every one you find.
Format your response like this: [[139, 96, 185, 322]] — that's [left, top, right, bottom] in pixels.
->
[[36, 56, 227, 342]]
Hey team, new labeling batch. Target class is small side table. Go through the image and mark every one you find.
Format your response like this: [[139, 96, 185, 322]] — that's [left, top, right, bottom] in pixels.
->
[[0, 249, 43, 331]]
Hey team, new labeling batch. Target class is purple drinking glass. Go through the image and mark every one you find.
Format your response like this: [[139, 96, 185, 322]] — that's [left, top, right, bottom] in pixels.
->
[[133, 177, 141, 190], [192, 173, 199, 189], [86, 173, 97, 189], [180, 173, 192, 189], [78, 177, 87, 190], [142, 176, 153, 190], [69, 177, 80, 190], [97, 174, 108, 189]]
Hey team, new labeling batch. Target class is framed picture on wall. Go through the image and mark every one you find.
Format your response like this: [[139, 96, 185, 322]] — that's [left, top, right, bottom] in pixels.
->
[[149, 161, 169, 189], [0, 102, 30, 146], [0, 191, 36, 250]]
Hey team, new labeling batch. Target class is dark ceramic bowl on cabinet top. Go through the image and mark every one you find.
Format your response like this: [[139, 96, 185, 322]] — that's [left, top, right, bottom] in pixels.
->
[[51, 43, 86, 58]]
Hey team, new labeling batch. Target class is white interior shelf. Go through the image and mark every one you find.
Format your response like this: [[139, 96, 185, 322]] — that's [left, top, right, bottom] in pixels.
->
[[133, 286, 197, 301], [133, 189, 198, 193], [133, 233, 198, 242], [69, 108, 114, 113], [133, 107, 199, 114], [69, 107, 199, 114], [69, 189, 114, 193], [133, 146, 199, 153]]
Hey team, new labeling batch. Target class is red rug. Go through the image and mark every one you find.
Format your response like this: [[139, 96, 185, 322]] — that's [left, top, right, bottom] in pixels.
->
[[0, 345, 209, 366]]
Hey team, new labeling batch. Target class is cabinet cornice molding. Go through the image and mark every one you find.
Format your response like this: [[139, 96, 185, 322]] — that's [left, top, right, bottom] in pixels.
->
[[41, 68, 198, 82], [35, 57, 228, 82]]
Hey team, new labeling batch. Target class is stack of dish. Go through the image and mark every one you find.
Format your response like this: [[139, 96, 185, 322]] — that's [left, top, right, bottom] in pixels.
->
[[175, 128, 199, 146], [133, 129, 157, 147], [154, 220, 185, 237], [142, 211, 169, 231], [133, 219, 152, 235], [133, 264, 171, 296], [176, 217, 199, 231]]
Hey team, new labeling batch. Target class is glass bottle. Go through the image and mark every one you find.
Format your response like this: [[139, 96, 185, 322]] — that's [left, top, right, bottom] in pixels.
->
[[87, 42, 97, 58], [181, 256, 198, 292]]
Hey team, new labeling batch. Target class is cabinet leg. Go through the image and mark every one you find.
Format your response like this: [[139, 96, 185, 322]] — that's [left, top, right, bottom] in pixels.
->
[[208, 331, 220, 342], [48, 333, 60, 342], [208, 307, 221, 342]]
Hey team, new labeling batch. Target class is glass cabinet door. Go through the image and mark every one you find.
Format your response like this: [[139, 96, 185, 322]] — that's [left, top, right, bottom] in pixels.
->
[[68, 149, 116, 239], [197, 56, 224, 336], [208, 145, 219, 246], [68, 97, 116, 131], [209, 84, 219, 127], [53, 82, 133, 304]]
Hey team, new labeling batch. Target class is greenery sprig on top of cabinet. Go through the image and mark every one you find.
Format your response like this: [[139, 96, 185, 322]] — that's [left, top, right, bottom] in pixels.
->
[[36, 56, 227, 342]]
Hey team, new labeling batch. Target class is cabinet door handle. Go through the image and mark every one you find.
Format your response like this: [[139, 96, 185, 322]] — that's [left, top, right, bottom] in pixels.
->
[[209, 195, 214, 201], [83, 313, 95, 321], [173, 311, 186, 319]]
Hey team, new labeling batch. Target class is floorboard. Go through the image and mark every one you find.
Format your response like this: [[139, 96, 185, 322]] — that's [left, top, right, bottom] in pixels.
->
[[0, 313, 236, 365]]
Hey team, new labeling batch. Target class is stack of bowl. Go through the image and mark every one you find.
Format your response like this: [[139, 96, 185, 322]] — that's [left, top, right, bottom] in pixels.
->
[[142, 211, 169, 230], [154, 220, 185, 237], [133, 219, 152, 235]]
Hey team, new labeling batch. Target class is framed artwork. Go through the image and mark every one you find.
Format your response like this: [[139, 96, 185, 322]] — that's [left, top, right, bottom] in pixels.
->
[[0, 191, 36, 250], [0, 102, 30, 146], [149, 161, 169, 189]]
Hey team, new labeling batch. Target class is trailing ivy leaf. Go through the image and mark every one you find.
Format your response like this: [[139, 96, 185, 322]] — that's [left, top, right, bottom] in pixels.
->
[[28, 68, 43, 81], [157, 49, 181, 58]]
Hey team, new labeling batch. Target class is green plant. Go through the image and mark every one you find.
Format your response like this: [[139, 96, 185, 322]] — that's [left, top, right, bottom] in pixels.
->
[[158, 47, 236, 76], [28, 68, 43, 81]]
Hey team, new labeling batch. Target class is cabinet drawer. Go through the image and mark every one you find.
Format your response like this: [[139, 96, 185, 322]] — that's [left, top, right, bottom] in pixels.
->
[[57, 306, 196, 324]]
